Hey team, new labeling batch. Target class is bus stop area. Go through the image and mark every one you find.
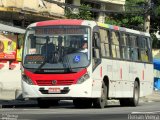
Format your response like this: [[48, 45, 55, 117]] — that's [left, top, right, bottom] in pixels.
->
[[0, 23, 25, 100]]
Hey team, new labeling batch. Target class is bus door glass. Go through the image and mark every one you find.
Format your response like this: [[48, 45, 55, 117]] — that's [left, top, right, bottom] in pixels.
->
[[92, 32, 101, 69]]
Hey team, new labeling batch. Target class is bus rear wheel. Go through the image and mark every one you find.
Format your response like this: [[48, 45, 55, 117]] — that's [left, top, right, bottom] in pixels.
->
[[119, 81, 139, 107], [129, 81, 140, 106], [93, 82, 107, 108]]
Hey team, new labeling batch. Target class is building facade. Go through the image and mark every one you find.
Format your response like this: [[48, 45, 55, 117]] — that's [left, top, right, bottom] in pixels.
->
[[66, 0, 125, 23], [0, 0, 126, 28], [0, 0, 65, 28]]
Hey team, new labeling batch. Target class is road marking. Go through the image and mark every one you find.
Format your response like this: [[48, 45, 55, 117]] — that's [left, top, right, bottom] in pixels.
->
[[132, 111, 160, 114]]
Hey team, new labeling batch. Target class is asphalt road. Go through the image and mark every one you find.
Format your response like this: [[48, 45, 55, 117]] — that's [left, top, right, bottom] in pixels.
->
[[0, 101, 160, 120]]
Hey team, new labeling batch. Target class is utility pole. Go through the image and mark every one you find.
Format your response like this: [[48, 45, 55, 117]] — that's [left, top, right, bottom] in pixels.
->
[[98, 3, 106, 23], [72, 0, 80, 14], [144, 0, 151, 33]]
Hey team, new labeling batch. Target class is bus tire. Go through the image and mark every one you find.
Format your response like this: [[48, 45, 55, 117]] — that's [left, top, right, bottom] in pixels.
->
[[119, 99, 130, 106], [129, 81, 140, 106], [73, 99, 92, 108], [93, 82, 107, 108], [37, 99, 50, 108], [120, 81, 139, 107], [50, 100, 59, 106]]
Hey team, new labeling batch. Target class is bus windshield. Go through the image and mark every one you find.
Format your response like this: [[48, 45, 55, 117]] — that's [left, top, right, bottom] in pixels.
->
[[23, 26, 91, 72]]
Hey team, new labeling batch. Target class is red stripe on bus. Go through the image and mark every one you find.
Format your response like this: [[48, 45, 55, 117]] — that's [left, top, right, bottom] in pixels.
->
[[100, 66, 102, 78], [120, 68, 122, 79], [142, 70, 144, 80], [114, 26, 119, 30], [37, 19, 84, 26]]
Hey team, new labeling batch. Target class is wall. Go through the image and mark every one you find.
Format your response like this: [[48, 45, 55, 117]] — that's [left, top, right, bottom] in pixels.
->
[[0, 0, 65, 16]]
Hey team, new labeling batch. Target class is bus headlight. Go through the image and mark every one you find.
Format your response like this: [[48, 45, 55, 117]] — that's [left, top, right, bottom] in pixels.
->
[[77, 73, 90, 84], [22, 75, 34, 85]]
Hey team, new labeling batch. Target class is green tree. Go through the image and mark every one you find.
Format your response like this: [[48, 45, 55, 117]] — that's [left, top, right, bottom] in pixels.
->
[[65, 4, 92, 20], [150, 0, 160, 48], [150, 0, 160, 32], [151, 33, 160, 49], [105, 0, 145, 31]]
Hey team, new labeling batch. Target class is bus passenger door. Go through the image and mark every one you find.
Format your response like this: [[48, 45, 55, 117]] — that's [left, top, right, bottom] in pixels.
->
[[91, 32, 102, 97]]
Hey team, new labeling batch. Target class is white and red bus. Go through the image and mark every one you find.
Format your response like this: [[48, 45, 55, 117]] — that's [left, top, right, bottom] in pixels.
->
[[22, 19, 153, 108]]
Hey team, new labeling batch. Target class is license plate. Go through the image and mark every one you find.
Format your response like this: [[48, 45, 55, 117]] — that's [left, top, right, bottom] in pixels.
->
[[48, 88, 61, 93]]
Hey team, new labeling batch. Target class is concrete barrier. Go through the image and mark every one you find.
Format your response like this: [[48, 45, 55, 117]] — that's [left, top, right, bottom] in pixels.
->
[[0, 61, 21, 100]]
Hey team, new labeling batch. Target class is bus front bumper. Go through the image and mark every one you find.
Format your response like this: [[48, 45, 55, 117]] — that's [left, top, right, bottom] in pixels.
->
[[21, 78, 99, 99]]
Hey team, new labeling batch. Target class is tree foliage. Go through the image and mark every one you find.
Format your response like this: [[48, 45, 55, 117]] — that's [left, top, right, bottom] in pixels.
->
[[105, 14, 144, 30], [105, 0, 145, 31], [151, 33, 160, 49], [150, 0, 160, 49], [65, 4, 92, 20], [105, 0, 160, 49], [150, 0, 160, 32]]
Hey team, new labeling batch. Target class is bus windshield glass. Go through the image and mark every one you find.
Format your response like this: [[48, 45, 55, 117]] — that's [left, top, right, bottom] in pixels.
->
[[23, 26, 90, 72]]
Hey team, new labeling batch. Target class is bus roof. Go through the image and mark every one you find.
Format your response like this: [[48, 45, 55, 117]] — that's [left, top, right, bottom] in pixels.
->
[[28, 19, 84, 28], [27, 19, 150, 37]]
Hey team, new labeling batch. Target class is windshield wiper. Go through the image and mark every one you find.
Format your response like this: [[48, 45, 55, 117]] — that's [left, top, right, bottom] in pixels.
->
[[33, 60, 47, 73]]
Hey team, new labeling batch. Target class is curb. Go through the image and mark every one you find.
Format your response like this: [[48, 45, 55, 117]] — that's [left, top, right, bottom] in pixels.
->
[[0, 100, 38, 108]]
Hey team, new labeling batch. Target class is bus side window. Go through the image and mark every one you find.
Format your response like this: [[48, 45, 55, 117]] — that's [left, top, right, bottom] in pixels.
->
[[99, 28, 110, 57], [130, 35, 140, 61], [111, 31, 120, 58], [140, 37, 149, 62], [121, 33, 130, 60]]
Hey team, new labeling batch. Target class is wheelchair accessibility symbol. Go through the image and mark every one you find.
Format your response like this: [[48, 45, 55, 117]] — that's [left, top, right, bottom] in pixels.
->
[[74, 56, 80, 63]]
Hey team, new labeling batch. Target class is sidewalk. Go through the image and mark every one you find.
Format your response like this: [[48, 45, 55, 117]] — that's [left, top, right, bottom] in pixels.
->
[[140, 90, 160, 102]]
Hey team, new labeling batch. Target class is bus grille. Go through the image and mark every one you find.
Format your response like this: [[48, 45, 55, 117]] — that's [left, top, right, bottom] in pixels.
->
[[36, 80, 75, 86]]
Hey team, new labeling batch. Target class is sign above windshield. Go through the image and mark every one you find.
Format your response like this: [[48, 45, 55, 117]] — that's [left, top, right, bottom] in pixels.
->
[[24, 54, 45, 64], [35, 26, 88, 35]]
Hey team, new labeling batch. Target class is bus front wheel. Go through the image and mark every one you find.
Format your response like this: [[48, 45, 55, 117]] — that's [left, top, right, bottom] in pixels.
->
[[37, 99, 50, 108], [37, 99, 59, 108], [93, 82, 107, 108]]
